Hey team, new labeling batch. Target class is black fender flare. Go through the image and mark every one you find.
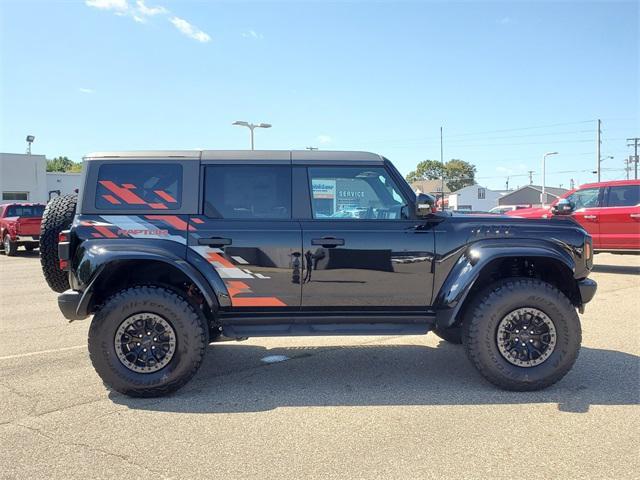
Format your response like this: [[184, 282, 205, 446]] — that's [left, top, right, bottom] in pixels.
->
[[433, 239, 576, 329], [72, 240, 230, 318]]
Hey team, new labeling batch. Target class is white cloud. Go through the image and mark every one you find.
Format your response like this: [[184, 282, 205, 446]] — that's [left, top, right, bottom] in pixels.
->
[[136, 0, 167, 16], [317, 135, 332, 144], [85, 0, 129, 12], [170, 16, 211, 43], [497, 16, 512, 25], [87, 0, 210, 44], [79, 88, 95, 94], [242, 30, 264, 40]]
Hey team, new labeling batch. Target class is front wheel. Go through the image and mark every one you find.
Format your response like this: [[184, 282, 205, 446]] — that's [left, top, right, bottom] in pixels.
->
[[3, 235, 17, 256], [88, 286, 208, 397], [462, 278, 581, 391]]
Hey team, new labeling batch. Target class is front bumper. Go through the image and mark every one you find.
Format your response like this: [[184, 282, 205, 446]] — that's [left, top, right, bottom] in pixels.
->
[[578, 278, 597, 305], [16, 235, 39, 242], [58, 290, 89, 321]]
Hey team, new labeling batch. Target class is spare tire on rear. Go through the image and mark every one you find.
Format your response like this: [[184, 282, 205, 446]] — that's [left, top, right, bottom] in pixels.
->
[[40, 194, 77, 292]]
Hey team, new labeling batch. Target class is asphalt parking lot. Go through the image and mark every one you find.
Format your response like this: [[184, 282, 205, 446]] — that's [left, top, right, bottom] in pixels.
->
[[1, 251, 638, 479]]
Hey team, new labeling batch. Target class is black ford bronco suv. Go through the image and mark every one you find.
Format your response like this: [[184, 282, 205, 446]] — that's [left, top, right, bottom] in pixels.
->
[[39, 150, 597, 397]]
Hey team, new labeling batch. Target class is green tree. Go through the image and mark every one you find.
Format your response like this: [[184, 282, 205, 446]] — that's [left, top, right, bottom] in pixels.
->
[[47, 156, 81, 173], [406, 158, 476, 192]]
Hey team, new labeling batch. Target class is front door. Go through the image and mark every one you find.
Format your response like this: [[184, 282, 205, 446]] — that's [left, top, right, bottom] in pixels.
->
[[598, 184, 640, 250], [300, 165, 435, 309], [188, 164, 302, 308], [567, 187, 603, 248]]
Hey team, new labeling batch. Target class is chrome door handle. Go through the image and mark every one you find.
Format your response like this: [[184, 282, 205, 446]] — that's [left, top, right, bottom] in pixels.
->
[[583, 215, 597, 220], [198, 237, 232, 247], [630, 213, 640, 219]]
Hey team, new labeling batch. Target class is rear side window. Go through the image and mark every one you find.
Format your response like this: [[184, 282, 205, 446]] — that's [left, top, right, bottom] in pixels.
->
[[204, 165, 291, 219], [607, 185, 640, 207], [96, 163, 182, 210], [4, 205, 45, 217]]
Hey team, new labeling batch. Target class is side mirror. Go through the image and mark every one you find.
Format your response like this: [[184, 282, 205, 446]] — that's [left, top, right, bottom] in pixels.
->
[[416, 193, 435, 218], [551, 198, 575, 216]]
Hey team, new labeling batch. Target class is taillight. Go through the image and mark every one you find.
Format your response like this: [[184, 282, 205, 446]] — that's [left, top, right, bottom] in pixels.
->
[[58, 230, 71, 271], [59, 231, 69, 243], [59, 259, 69, 270]]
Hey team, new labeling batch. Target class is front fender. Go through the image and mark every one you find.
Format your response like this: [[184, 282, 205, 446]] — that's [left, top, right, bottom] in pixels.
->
[[72, 239, 229, 317], [433, 238, 576, 329]]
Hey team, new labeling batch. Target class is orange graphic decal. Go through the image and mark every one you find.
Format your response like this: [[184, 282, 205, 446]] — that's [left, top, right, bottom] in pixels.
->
[[148, 203, 169, 210], [145, 215, 188, 230], [154, 190, 177, 203], [224, 280, 287, 307], [122, 183, 136, 189], [102, 194, 121, 205], [99, 181, 147, 205], [94, 226, 118, 238], [207, 252, 235, 268], [191, 218, 205, 224]]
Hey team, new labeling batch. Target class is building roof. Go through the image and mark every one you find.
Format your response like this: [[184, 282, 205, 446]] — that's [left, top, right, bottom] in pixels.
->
[[500, 184, 568, 201], [410, 179, 451, 194]]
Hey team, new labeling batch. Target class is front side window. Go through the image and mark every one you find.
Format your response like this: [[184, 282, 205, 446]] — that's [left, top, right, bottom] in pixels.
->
[[204, 165, 291, 219], [607, 185, 640, 207], [565, 187, 600, 210], [308, 167, 409, 220], [96, 163, 182, 210]]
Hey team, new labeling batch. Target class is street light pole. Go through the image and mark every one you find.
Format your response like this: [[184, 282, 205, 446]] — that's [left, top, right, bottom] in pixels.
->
[[541, 151, 558, 207], [232, 121, 272, 150]]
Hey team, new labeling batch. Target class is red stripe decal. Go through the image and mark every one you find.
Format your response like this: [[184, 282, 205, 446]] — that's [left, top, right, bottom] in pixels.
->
[[94, 226, 118, 238], [154, 190, 177, 203], [232, 297, 287, 307], [191, 218, 205, 224], [148, 203, 169, 210], [145, 215, 188, 230], [122, 183, 136, 189], [91, 233, 102, 238], [207, 252, 235, 268], [102, 194, 121, 205], [99, 181, 147, 205]]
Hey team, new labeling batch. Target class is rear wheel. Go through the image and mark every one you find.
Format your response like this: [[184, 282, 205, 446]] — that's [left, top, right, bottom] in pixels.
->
[[3, 235, 17, 256], [39, 194, 77, 292], [88, 286, 208, 397], [462, 278, 581, 391]]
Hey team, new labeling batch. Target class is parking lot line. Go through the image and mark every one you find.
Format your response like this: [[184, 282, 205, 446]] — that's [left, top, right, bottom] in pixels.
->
[[0, 345, 85, 361]]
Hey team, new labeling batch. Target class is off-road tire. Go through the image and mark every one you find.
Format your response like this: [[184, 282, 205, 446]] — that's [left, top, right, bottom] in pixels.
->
[[433, 326, 462, 344], [88, 286, 208, 397], [3, 235, 18, 256], [462, 278, 581, 391], [39, 194, 77, 292]]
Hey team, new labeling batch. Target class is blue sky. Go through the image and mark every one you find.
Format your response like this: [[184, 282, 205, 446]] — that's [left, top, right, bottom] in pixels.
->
[[1, 0, 638, 190]]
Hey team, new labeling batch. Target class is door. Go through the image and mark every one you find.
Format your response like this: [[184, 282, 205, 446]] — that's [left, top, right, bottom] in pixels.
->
[[598, 184, 640, 250], [566, 187, 603, 248], [188, 164, 302, 308], [300, 165, 435, 309]]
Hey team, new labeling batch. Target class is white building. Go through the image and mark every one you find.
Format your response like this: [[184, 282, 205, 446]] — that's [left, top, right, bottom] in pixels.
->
[[447, 184, 503, 212], [0, 152, 81, 204]]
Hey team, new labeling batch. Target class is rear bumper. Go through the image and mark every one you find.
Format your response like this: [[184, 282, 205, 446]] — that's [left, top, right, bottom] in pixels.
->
[[578, 278, 597, 305], [58, 290, 88, 321]]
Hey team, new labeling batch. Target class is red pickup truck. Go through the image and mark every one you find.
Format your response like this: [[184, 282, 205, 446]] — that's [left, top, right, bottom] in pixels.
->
[[506, 180, 640, 253], [0, 203, 46, 256]]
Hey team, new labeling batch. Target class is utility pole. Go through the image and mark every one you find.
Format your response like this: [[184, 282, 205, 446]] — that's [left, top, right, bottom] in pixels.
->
[[625, 157, 631, 180], [505, 176, 509, 190], [440, 126, 445, 211], [528, 170, 534, 185], [570, 178, 575, 190], [627, 137, 639, 180], [596, 119, 602, 182]]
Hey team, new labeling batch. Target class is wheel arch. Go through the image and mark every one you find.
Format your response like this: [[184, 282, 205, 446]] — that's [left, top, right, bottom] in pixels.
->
[[434, 240, 578, 330], [74, 244, 229, 321]]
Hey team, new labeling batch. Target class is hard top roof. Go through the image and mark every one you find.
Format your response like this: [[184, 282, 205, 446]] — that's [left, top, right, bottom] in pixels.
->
[[83, 150, 384, 162]]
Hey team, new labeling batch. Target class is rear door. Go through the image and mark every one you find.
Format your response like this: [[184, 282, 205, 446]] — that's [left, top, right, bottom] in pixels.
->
[[299, 164, 435, 309], [187, 160, 302, 309], [567, 187, 603, 248], [598, 184, 640, 250]]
